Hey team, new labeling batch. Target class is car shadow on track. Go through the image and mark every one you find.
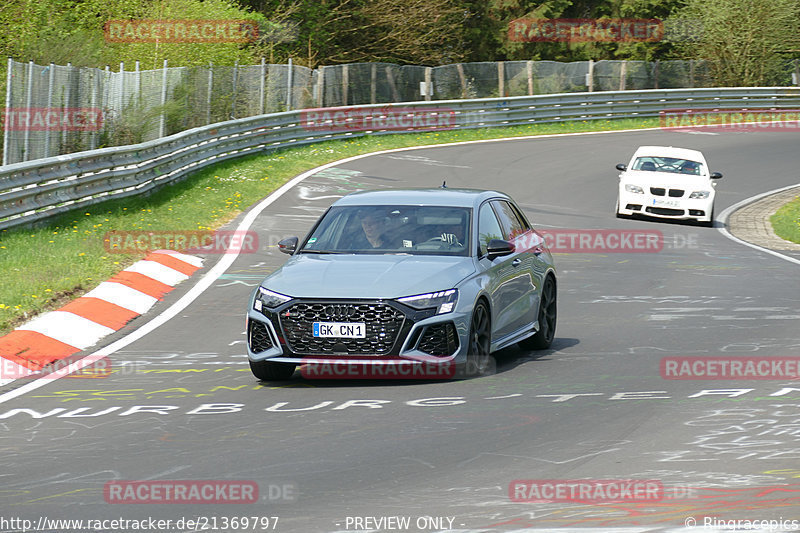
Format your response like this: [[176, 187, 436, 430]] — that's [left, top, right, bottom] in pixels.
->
[[251, 337, 580, 388]]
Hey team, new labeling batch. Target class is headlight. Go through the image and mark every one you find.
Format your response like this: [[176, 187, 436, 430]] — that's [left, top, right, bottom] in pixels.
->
[[624, 184, 644, 194], [254, 287, 292, 311], [689, 191, 710, 199], [397, 289, 458, 314]]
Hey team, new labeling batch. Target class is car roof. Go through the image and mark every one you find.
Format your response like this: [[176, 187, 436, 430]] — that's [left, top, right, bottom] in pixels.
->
[[332, 188, 509, 208], [631, 145, 706, 162]]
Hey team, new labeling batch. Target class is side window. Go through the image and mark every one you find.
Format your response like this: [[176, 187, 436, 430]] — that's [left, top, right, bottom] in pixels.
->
[[478, 202, 504, 257], [493, 200, 528, 240]]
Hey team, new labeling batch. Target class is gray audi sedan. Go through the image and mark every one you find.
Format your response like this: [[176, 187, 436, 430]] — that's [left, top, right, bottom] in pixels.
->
[[246, 188, 557, 380]]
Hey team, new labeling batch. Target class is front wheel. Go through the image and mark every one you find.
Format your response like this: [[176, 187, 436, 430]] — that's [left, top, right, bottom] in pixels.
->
[[519, 276, 557, 351], [250, 360, 296, 381], [465, 301, 492, 376]]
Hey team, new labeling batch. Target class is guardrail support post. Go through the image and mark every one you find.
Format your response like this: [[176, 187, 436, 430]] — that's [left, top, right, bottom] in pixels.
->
[[498, 61, 505, 97], [371, 63, 377, 103], [527, 61, 534, 95], [587, 60, 594, 92], [44, 62, 54, 158], [207, 62, 213, 124], [424, 67, 432, 101], [287, 57, 294, 110], [3, 57, 12, 166], [341, 62, 348, 107], [259, 57, 266, 115], [159, 59, 168, 137], [317, 66, 325, 107], [23, 60, 34, 162], [619, 61, 627, 91]]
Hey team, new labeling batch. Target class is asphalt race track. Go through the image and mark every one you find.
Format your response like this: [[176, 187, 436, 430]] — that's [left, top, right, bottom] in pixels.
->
[[2, 128, 800, 533]]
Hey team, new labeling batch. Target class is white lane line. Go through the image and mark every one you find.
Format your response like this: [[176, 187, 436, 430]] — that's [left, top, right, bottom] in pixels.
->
[[124, 260, 189, 286], [16, 311, 114, 350], [83, 282, 159, 314], [0, 126, 792, 403], [717, 181, 800, 267]]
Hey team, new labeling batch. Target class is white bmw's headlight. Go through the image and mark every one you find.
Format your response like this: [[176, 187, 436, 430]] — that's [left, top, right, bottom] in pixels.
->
[[689, 191, 710, 199], [398, 289, 458, 314], [254, 287, 292, 311], [625, 184, 644, 194]]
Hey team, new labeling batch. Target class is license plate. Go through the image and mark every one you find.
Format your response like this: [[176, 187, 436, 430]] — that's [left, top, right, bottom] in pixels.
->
[[313, 322, 366, 338], [653, 198, 680, 208]]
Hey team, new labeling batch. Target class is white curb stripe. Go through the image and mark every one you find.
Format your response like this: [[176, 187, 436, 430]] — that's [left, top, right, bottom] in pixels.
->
[[83, 282, 159, 314], [152, 249, 204, 267], [124, 260, 189, 286], [16, 311, 115, 350]]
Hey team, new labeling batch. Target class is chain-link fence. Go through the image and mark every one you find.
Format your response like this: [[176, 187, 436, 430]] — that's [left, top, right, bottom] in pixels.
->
[[0, 57, 774, 165]]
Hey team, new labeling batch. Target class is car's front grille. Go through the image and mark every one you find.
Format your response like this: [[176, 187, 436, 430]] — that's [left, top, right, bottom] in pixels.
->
[[249, 320, 274, 353], [650, 187, 665, 196], [646, 206, 684, 216], [668, 189, 684, 197], [280, 302, 405, 355], [417, 322, 458, 356]]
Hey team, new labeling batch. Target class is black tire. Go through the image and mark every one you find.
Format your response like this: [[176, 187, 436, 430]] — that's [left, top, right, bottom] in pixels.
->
[[615, 198, 625, 219], [250, 360, 296, 381], [465, 301, 492, 377], [519, 275, 557, 351]]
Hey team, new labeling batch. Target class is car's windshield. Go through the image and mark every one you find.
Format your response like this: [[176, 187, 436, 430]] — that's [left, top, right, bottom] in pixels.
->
[[633, 156, 705, 175], [300, 205, 471, 256]]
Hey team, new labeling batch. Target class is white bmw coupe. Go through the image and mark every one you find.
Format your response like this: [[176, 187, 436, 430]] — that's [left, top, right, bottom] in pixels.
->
[[615, 146, 722, 226]]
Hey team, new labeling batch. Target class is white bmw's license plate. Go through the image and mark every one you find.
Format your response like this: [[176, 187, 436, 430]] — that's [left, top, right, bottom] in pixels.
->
[[313, 322, 366, 338], [653, 198, 680, 208]]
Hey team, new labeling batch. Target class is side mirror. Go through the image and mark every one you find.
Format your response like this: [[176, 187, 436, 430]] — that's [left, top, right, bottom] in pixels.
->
[[710, 172, 723, 179], [278, 236, 298, 255], [616, 163, 627, 171], [486, 239, 515, 260]]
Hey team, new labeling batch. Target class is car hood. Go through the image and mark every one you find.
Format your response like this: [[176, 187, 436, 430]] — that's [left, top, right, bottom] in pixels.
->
[[622, 170, 712, 189], [261, 254, 476, 299]]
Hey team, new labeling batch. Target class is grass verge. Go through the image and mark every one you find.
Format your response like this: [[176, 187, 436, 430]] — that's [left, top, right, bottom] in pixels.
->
[[0, 117, 660, 335], [771, 193, 800, 244]]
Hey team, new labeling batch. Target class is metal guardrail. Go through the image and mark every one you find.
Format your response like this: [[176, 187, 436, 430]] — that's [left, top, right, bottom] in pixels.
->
[[2, 87, 800, 230]]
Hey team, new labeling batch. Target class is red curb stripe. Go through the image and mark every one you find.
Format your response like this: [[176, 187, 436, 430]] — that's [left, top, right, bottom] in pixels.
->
[[147, 252, 202, 276], [107, 271, 173, 299], [0, 330, 79, 369], [60, 297, 140, 331]]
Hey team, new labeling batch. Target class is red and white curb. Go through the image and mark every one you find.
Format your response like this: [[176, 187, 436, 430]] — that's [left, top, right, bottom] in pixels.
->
[[0, 250, 202, 384]]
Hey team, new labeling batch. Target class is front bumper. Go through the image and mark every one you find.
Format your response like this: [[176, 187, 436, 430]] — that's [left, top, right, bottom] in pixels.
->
[[246, 297, 471, 365], [618, 189, 714, 222]]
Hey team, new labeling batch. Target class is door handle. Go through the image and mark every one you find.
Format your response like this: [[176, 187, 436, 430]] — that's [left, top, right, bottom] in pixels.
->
[[512, 258, 522, 266]]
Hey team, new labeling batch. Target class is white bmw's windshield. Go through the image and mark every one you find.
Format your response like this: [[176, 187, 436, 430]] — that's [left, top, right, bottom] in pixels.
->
[[300, 205, 471, 256], [633, 156, 705, 175]]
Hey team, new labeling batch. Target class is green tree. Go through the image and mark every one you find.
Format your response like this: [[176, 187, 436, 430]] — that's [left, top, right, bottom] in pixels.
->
[[674, 0, 800, 85]]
